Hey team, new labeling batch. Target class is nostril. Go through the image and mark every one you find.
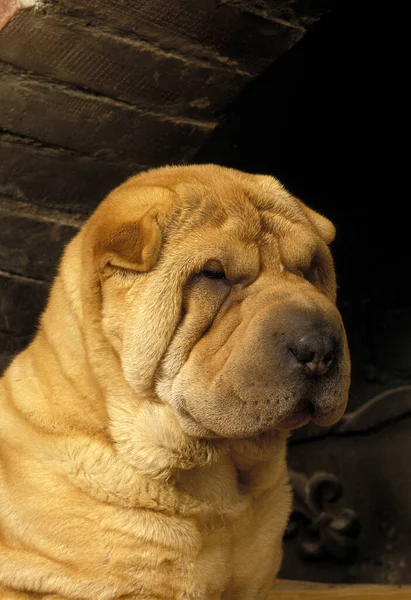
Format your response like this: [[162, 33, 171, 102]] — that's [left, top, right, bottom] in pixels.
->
[[290, 346, 316, 365], [289, 334, 336, 377]]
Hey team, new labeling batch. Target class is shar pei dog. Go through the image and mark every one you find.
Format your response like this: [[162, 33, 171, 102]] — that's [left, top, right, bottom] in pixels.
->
[[0, 165, 350, 599]]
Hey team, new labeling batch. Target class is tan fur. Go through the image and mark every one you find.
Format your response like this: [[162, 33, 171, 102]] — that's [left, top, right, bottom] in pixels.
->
[[0, 165, 350, 599]]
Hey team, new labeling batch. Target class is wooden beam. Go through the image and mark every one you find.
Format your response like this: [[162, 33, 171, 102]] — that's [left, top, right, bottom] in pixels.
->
[[0, 69, 215, 165], [0, 204, 78, 280], [270, 580, 411, 599], [54, 0, 302, 73], [0, 135, 138, 213], [0, 11, 249, 119]]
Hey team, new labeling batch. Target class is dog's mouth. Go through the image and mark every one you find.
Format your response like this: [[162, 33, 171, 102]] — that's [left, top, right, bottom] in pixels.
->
[[277, 397, 315, 430], [168, 374, 346, 438], [278, 394, 347, 430], [174, 394, 318, 439]]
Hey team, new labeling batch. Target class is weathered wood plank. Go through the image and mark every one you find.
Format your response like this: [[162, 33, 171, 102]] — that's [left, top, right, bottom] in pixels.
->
[[0, 136, 138, 213], [221, 0, 331, 25], [0, 205, 78, 281], [0, 272, 49, 336], [0, 11, 250, 118], [0, 69, 215, 164], [270, 580, 411, 599], [54, 0, 304, 73]]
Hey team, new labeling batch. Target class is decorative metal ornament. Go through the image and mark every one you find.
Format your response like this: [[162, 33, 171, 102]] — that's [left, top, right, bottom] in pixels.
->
[[286, 470, 361, 564]]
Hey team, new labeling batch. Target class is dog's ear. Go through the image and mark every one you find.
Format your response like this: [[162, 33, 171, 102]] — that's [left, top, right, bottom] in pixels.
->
[[299, 203, 336, 245], [97, 207, 162, 273], [90, 185, 175, 274]]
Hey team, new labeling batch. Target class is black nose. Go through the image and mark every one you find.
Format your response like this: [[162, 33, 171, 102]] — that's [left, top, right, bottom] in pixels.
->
[[290, 332, 336, 377]]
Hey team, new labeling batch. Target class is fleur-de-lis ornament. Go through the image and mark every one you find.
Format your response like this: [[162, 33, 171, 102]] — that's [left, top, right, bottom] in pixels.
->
[[285, 470, 361, 564]]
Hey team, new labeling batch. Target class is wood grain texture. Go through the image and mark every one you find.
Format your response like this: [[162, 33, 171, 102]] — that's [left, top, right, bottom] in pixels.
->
[[0, 69, 214, 164], [0, 11, 250, 118], [0, 135, 139, 213], [0, 205, 78, 280], [54, 0, 302, 73], [270, 580, 411, 599]]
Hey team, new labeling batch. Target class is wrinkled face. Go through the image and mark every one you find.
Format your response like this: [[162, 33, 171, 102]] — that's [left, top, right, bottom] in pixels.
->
[[95, 165, 350, 439]]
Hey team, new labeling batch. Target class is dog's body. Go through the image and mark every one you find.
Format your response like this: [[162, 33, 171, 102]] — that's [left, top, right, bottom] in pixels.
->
[[0, 165, 350, 599]]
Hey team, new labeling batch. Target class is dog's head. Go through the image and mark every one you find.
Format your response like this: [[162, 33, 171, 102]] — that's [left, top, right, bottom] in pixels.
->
[[84, 164, 350, 439]]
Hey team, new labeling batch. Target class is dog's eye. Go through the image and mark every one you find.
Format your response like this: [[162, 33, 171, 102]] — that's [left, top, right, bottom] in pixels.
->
[[198, 260, 227, 282], [201, 269, 227, 281]]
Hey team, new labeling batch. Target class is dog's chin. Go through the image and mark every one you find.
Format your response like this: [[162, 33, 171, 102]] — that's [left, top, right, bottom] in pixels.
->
[[173, 403, 284, 439], [169, 392, 346, 439], [172, 405, 267, 439], [277, 397, 346, 431]]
